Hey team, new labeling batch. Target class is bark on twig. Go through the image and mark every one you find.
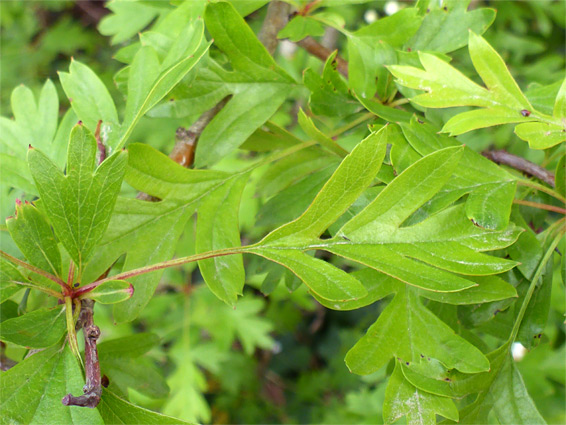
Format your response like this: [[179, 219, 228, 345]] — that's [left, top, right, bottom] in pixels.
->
[[62, 299, 102, 408], [297, 37, 348, 77], [483, 150, 555, 187], [0, 342, 17, 371], [94, 120, 106, 165], [259, 1, 291, 55]]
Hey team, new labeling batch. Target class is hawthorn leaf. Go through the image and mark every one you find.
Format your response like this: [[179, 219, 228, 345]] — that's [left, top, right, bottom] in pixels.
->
[[517, 261, 553, 350], [98, 388, 189, 425], [315, 269, 516, 312], [59, 60, 120, 146], [0, 259, 25, 302], [345, 285, 490, 375], [0, 306, 66, 348], [508, 209, 543, 279], [348, 8, 421, 99], [555, 155, 565, 197], [0, 345, 104, 424], [491, 355, 546, 424], [6, 201, 62, 278], [442, 107, 532, 136], [406, 0, 495, 54], [249, 248, 367, 302], [82, 144, 240, 322], [98, 0, 161, 45], [337, 146, 464, 241], [261, 128, 388, 244], [383, 361, 458, 425], [277, 15, 324, 42], [196, 173, 249, 305], [0, 154, 37, 195], [192, 1, 295, 166], [303, 51, 360, 118], [118, 19, 210, 149], [98, 334, 169, 399], [468, 30, 531, 109], [399, 118, 516, 229], [84, 280, 134, 305], [553, 77, 566, 117], [514, 122, 566, 149], [297, 108, 348, 157], [28, 124, 128, 272]]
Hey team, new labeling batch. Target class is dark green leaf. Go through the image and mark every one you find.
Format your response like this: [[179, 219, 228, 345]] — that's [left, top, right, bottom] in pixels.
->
[[0, 306, 66, 348]]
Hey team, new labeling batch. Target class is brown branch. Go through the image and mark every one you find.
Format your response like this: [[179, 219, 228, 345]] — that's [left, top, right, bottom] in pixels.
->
[[483, 150, 555, 187], [94, 120, 106, 165], [513, 199, 566, 215], [62, 299, 102, 408], [259, 1, 291, 55], [297, 37, 348, 77], [0, 342, 17, 371]]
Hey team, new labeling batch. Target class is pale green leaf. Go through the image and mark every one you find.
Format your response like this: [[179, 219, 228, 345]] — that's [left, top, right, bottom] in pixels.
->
[[555, 155, 565, 197], [59, 60, 120, 145], [84, 280, 134, 304], [469, 31, 531, 110], [277, 16, 324, 42], [514, 122, 566, 149], [442, 107, 533, 136], [98, 0, 161, 45]]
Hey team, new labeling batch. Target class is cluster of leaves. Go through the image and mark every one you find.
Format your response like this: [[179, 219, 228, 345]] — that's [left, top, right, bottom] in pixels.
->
[[1, 0, 565, 424]]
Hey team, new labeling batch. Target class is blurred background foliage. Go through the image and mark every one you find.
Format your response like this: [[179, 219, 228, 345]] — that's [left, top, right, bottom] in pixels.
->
[[1, 1, 564, 423]]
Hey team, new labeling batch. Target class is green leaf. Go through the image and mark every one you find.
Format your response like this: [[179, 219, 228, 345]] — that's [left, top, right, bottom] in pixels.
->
[[59, 60, 120, 146], [348, 8, 421, 99], [337, 146, 464, 240], [553, 77, 566, 117], [119, 19, 210, 149], [98, 388, 189, 424], [297, 108, 347, 157], [84, 280, 134, 304], [196, 173, 249, 305], [399, 118, 516, 230], [249, 248, 367, 302], [469, 31, 531, 110], [6, 201, 62, 278], [0, 259, 25, 303], [345, 285, 490, 375], [261, 128, 388, 244], [384, 361, 458, 425], [303, 51, 360, 118], [0, 306, 66, 348], [98, 0, 161, 45], [277, 15, 324, 42], [98, 334, 169, 399], [28, 124, 128, 272], [514, 122, 566, 149], [406, 0, 495, 54], [0, 345, 104, 424], [192, 1, 295, 166], [491, 355, 546, 424], [555, 155, 565, 197]]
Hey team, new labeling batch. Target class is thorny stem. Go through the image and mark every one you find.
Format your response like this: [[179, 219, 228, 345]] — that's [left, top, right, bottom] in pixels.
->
[[62, 299, 102, 408], [483, 149, 555, 187], [0, 250, 69, 293], [510, 232, 564, 342], [513, 199, 566, 215]]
